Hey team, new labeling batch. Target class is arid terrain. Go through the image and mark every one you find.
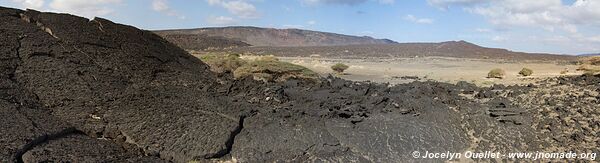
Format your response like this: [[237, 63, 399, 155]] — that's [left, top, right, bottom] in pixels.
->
[[280, 56, 581, 85], [226, 41, 577, 60], [169, 29, 582, 86], [1, 6, 599, 163]]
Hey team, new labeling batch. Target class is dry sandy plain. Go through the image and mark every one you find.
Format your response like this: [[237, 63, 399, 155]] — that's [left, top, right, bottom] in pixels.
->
[[279, 56, 581, 86]]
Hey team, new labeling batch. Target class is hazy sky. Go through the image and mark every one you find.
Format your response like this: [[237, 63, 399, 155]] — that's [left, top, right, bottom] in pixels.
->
[[2, 0, 600, 55]]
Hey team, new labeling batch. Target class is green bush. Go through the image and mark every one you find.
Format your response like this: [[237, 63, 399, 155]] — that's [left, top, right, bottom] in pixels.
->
[[487, 68, 506, 79], [199, 53, 246, 73], [234, 60, 318, 82], [199, 53, 318, 82], [518, 68, 533, 76], [588, 56, 600, 65], [255, 55, 279, 62], [331, 63, 349, 74]]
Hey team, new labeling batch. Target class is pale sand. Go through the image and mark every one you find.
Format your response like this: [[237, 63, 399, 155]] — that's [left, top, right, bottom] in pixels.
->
[[279, 56, 582, 86]]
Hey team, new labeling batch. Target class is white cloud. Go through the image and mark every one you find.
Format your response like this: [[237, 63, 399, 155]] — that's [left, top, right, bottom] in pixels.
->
[[206, 0, 260, 19], [492, 35, 507, 42], [430, 0, 600, 33], [49, 0, 122, 18], [467, 0, 568, 31], [563, 0, 600, 25], [378, 0, 394, 4], [282, 24, 304, 28], [206, 15, 237, 25], [222, 1, 259, 18], [475, 28, 492, 32], [427, 0, 487, 9], [207, 0, 222, 5], [152, 0, 185, 19], [152, 0, 168, 11], [301, 0, 394, 5], [307, 20, 316, 25], [11, 0, 44, 9], [403, 14, 434, 24], [302, 0, 366, 5], [428, 0, 600, 54]]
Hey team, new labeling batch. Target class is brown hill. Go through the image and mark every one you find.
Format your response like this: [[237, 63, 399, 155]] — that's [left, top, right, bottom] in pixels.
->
[[156, 33, 250, 51], [154, 26, 398, 47], [230, 40, 577, 61]]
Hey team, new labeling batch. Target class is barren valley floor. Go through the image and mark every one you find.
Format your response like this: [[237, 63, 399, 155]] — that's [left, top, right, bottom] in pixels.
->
[[280, 56, 581, 85]]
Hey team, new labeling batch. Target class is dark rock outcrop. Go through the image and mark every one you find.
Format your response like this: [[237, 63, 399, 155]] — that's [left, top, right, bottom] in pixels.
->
[[21, 134, 166, 162], [1, 7, 244, 162]]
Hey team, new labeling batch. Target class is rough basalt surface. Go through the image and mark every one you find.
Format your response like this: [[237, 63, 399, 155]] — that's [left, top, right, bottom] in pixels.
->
[[1, 7, 243, 162], [1, 6, 598, 163]]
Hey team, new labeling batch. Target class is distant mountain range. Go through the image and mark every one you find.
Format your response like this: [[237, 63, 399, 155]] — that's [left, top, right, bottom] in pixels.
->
[[229, 40, 576, 61], [154, 26, 575, 61], [579, 53, 600, 56], [154, 26, 397, 49], [155, 34, 251, 51]]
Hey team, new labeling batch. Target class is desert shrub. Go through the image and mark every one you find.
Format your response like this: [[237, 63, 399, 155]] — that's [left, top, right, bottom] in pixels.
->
[[255, 55, 279, 62], [583, 69, 600, 76], [234, 60, 318, 82], [227, 53, 241, 58], [487, 68, 506, 79], [518, 68, 533, 76], [577, 65, 600, 74], [579, 56, 600, 66], [331, 63, 349, 74], [560, 70, 568, 74], [481, 81, 495, 86], [588, 56, 600, 65], [252, 73, 274, 82], [577, 65, 590, 71], [199, 53, 246, 73]]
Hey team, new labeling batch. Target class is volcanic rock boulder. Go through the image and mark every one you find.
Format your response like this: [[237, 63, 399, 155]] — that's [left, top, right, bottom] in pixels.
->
[[1, 7, 77, 162], [21, 135, 167, 162], [1, 7, 250, 162], [222, 78, 474, 162]]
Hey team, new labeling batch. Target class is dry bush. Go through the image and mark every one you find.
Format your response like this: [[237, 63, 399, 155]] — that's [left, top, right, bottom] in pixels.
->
[[487, 68, 506, 79], [518, 68, 533, 76], [255, 55, 279, 62], [200, 53, 318, 82], [234, 60, 319, 82], [578, 56, 600, 65], [199, 53, 247, 73], [578, 66, 600, 76], [577, 63, 600, 75], [588, 56, 600, 65], [240, 55, 279, 62], [583, 70, 600, 76], [331, 63, 349, 74]]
